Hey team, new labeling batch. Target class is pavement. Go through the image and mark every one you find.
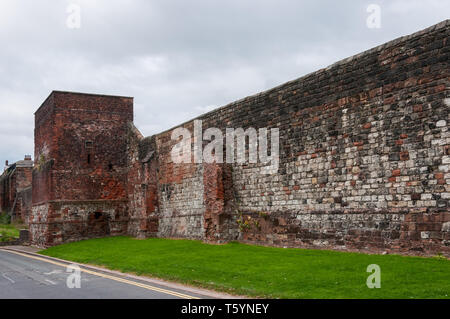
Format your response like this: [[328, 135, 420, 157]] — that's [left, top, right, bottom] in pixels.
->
[[0, 247, 238, 299]]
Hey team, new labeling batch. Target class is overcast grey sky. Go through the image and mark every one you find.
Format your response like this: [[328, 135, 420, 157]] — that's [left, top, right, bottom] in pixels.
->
[[0, 0, 449, 169]]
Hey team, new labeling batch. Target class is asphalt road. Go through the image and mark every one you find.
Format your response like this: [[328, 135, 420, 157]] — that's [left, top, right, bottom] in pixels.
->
[[0, 249, 208, 299]]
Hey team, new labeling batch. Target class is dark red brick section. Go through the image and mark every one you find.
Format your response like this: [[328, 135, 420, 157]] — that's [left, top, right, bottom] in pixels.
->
[[0, 156, 33, 223], [30, 91, 133, 246]]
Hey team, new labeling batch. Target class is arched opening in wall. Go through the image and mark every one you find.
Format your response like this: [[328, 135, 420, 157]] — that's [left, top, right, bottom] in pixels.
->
[[87, 211, 110, 237]]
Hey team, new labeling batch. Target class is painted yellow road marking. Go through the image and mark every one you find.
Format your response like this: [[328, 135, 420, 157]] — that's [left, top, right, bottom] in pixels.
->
[[1, 249, 199, 299]]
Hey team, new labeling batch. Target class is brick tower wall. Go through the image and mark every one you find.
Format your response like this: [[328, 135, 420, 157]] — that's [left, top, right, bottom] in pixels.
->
[[0, 160, 33, 223], [30, 91, 133, 246]]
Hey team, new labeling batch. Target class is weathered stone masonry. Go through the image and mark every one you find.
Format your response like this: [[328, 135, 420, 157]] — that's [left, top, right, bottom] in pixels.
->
[[30, 20, 449, 256], [0, 156, 33, 222]]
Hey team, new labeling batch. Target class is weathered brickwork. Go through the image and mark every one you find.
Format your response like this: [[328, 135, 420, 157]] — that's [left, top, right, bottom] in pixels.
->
[[30, 91, 133, 245], [0, 156, 33, 222], [126, 128, 160, 238], [27, 20, 449, 256]]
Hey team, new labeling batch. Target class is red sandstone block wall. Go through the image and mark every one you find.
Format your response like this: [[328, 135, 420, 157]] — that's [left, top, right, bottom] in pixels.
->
[[132, 21, 449, 256]]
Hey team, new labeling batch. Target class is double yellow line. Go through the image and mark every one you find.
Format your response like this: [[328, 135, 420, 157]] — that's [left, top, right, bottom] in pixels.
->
[[2, 249, 199, 299]]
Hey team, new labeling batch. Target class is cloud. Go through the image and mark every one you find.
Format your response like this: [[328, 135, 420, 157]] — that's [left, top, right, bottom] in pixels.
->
[[0, 0, 449, 170]]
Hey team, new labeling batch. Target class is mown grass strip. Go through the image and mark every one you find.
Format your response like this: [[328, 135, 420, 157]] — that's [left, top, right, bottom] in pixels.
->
[[40, 236, 450, 299]]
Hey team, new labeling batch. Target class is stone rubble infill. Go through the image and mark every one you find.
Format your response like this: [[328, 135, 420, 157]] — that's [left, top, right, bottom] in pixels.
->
[[0, 246, 245, 299]]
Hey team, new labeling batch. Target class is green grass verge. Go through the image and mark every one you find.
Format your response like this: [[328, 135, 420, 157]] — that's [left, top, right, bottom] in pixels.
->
[[0, 212, 21, 241], [0, 224, 20, 238], [40, 236, 450, 299]]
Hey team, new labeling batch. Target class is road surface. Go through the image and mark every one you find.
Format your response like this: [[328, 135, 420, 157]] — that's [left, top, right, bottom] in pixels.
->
[[0, 249, 210, 299]]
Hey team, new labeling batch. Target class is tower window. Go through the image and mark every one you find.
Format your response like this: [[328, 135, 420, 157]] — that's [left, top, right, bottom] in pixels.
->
[[87, 154, 91, 164], [85, 141, 93, 149]]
